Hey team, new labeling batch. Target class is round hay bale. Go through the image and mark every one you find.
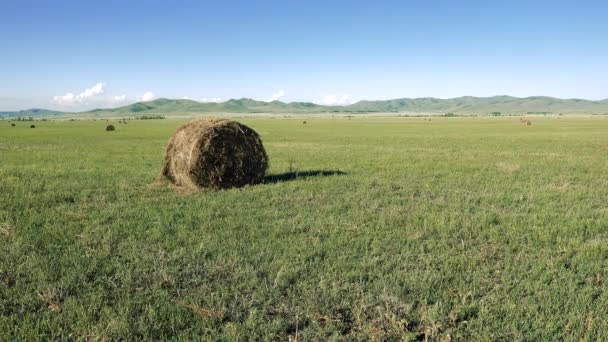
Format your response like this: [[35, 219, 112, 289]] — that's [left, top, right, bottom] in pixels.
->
[[30, 124, 36, 128], [106, 124, 115, 131], [11, 123, 15, 127], [162, 118, 268, 189], [526, 120, 532, 126]]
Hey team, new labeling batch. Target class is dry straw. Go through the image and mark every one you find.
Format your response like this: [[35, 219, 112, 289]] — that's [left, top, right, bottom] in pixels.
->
[[161, 118, 268, 190]]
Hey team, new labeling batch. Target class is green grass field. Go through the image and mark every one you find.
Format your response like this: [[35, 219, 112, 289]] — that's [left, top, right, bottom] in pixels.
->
[[2, 117, 608, 340]]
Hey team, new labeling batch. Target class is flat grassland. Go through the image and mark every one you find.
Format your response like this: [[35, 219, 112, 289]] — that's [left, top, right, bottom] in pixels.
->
[[1, 117, 608, 340]]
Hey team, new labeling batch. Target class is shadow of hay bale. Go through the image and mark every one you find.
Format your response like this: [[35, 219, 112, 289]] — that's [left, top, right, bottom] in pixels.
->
[[264, 170, 346, 184], [151, 169, 347, 193]]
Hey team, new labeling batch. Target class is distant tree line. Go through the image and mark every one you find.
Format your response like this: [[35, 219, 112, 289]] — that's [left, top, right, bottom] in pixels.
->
[[12, 116, 35, 121], [137, 115, 166, 120]]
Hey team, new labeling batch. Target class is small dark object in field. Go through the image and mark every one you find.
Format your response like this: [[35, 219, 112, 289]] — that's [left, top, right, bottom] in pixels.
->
[[106, 125, 115, 131], [162, 118, 268, 190], [30, 125, 36, 128], [526, 120, 532, 126], [11, 123, 15, 127], [303, 121, 307, 124]]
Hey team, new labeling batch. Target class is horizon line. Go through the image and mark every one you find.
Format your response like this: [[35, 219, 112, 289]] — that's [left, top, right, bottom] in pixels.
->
[[2, 94, 608, 113]]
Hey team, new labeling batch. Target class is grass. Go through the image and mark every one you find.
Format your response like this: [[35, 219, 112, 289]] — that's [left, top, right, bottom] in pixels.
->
[[1, 117, 608, 340]]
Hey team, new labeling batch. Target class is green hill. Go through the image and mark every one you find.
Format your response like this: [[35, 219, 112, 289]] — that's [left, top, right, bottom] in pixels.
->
[[89, 98, 328, 115], [0, 108, 64, 118], [4, 96, 608, 118], [91, 96, 608, 116], [347, 96, 608, 114]]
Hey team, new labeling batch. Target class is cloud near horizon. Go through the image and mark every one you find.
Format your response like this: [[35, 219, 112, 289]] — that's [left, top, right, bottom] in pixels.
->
[[267, 90, 285, 102], [52, 82, 106, 105], [138, 91, 156, 102], [316, 94, 355, 106], [200, 97, 224, 103], [112, 94, 127, 102]]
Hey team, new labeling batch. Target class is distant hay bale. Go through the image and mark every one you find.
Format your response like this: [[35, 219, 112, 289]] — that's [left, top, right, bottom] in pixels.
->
[[526, 120, 532, 126], [106, 125, 115, 131], [11, 123, 15, 127], [30, 124, 36, 128], [302, 120, 307, 124], [162, 118, 268, 190]]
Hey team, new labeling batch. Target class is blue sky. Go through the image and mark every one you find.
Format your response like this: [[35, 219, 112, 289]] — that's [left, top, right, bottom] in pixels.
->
[[1, 0, 607, 111]]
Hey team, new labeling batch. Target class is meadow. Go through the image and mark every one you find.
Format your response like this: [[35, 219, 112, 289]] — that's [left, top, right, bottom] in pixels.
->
[[1, 116, 608, 340]]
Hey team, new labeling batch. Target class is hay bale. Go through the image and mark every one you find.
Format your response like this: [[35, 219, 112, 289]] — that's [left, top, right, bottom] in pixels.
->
[[162, 118, 268, 189], [526, 120, 532, 126], [30, 124, 36, 128], [106, 125, 115, 131], [11, 123, 15, 127]]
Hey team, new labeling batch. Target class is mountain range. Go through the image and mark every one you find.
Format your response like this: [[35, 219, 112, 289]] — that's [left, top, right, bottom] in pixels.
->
[[0, 108, 65, 117], [2, 96, 608, 117]]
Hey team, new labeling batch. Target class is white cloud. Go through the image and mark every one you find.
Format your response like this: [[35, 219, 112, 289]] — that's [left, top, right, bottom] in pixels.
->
[[315, 94, 355, 106], [267, 89, 285, 102], [52, 82, 106, 105], [52, 92, 75, 105], [112, 94, 127, 102], [181, 96, 190, 100], [200, 97, 223, 103], [77, 82, 105, 100], [138, 91, 156, 102]]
